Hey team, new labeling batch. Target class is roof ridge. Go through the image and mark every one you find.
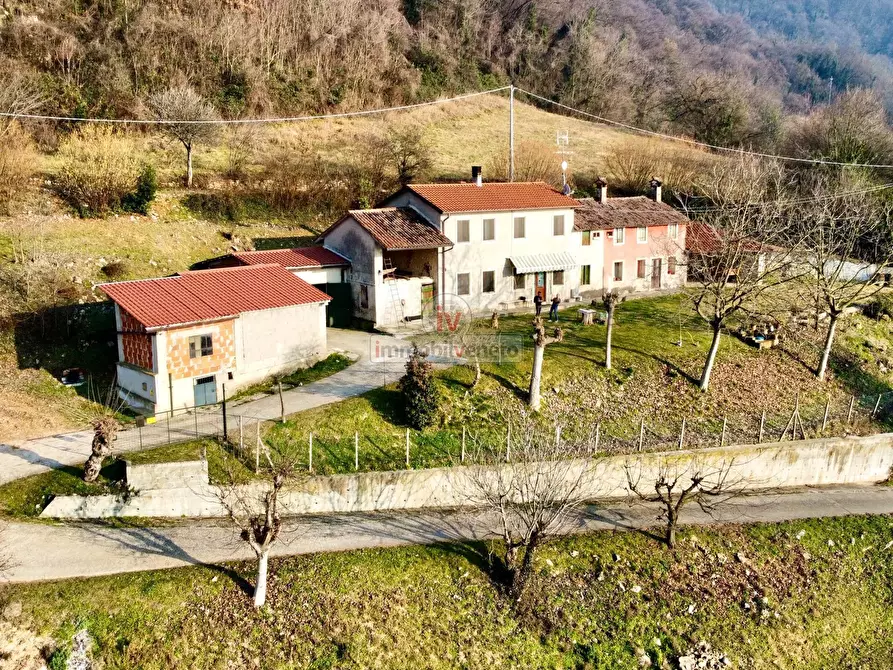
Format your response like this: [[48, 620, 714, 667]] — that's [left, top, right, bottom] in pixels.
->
[[178, 263, 281, 274]]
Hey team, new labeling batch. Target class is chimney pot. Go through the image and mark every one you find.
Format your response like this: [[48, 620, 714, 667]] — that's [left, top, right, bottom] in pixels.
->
[[472, 165, 483, 188], [650, 178, 663, 203], [595, 177, 608, 203]]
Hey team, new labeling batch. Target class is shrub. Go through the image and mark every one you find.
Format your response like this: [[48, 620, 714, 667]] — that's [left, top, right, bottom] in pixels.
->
[[100, 261, 130, 280], [865, 294, 893, 320], [399, 345, 440, 430], [122, 165, 157, 215], [0, 123, 37, 214], [56, 126, 141, 217]]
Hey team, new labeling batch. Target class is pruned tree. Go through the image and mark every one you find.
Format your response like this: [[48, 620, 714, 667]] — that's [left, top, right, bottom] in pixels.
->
[[685, 158, 803, 391], [216, 450, 300, 607], [83, 416, 121, 482], [147, 86, 220, 188], [795, 177, 893, 380], [601, 290, 624, 370], [624, 456, 742, 549], [460, 405, 595, 602], [528, 317, 563, 411]]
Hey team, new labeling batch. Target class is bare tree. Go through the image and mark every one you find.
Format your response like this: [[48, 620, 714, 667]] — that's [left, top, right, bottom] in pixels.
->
[[625, 456, 741, 549], [684, 158, 803, 391], [216, 451, 300, 607], [83, 416, 121, 482], [528, 317, 563, 411], [147, 86, 220, 188], [461, 406, 595, 602], [371, 125, 432, 186], [601, 290, 624, 370], [796, 178, 893, 380], [0, 70, 45, 138]]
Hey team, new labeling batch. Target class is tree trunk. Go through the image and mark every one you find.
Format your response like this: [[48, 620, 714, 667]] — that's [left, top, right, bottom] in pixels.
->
[[666, 520, 677, 548], [699, 322, 722, 391], [186, 142, 194, 188], [605, 305, 614, 370], [817, 313, 839, 381], [510, 537, 538, 601], [82, 452, 105, 483], [528, 343, 544, 411], [471, 357, 481, 388], [254, 550, 269, 607]]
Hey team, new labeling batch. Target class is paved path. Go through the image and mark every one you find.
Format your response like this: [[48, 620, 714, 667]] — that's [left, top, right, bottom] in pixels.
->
[[0, 329, 409, 485], [4, 485, 892, 583]]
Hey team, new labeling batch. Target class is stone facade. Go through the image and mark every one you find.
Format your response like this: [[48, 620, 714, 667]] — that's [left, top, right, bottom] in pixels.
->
[[165, 320, 236, 381], [120, 308, 154, 371]]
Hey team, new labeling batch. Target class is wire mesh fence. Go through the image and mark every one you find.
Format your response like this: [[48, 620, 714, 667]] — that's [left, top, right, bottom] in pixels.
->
[[114, 391, 893, 475]]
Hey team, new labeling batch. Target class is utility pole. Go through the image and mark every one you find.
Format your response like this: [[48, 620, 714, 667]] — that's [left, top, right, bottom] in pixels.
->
[[509, 84, 515, 182], [828, 77, 833, 105]]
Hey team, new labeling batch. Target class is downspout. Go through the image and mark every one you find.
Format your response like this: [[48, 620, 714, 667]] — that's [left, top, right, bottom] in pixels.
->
[[440, 213, 453, 312]]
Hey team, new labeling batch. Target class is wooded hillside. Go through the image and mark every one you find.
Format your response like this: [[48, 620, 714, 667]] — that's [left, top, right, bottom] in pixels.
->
[[2, 0, 892, 148]]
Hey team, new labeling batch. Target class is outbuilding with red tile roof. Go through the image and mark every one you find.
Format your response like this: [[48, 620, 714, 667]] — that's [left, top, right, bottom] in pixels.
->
[[100, 265, 331, 416]]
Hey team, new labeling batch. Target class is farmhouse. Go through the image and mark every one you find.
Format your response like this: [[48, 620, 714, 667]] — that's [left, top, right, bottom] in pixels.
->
[[316, 170, 690, 328], [100, 264, 330, 416]]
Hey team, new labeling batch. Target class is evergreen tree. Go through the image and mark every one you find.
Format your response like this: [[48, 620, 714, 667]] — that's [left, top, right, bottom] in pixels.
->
[[399, 345, 440, 429]]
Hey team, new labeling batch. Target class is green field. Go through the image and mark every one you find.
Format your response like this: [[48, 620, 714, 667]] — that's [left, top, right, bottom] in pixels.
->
[[3, 515, 892, 669]]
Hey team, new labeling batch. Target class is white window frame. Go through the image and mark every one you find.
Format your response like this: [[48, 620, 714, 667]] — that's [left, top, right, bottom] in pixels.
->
[[514, 217, 526, 239], [553, 214, 565, 236], [456, 219, 470, 244], [637, 226, 648, 244], [668, 223, 679, 240], [457, 273, 471, 296], [482, 218, 496, 242], [614, 227, 625, 245], [613, 261, 624, 282], [636, 258, 647, 280], [482, 270, 496, 294]]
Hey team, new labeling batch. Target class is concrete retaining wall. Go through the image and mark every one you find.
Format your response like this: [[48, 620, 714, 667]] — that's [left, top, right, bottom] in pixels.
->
[[41, 433, 893, 519], [125, 460, 209, 491]]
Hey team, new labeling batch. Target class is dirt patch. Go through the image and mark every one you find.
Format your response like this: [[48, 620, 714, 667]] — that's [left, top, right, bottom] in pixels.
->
[[0, 620, 52, 670]]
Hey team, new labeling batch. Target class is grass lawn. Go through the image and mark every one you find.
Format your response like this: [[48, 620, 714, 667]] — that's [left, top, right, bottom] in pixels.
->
[[263, 295, 893, 475], [3, 515, 892, 669]]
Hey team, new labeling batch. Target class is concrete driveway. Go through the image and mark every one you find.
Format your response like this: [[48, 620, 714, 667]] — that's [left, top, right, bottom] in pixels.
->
[[0, 329, 410, 485]]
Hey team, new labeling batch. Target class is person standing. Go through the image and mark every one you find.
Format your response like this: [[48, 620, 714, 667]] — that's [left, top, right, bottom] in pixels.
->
[[533, 293, 543, 317], [549, 295, 561, 321]]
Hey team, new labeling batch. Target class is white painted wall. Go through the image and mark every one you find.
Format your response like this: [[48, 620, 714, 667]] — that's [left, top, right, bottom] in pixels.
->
[[292, 267, 343, 285], [236, 303, 327, 382]]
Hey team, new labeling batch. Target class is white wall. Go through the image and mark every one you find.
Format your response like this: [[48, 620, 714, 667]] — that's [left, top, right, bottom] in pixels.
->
[[322, 217, 380, 325], [293, 267, 343, 285], [236, 303, 327, 383]]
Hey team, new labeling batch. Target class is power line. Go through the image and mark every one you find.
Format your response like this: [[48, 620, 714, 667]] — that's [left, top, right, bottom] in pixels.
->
[[0, 86, 512, 125], [515, 87, 893, 170]]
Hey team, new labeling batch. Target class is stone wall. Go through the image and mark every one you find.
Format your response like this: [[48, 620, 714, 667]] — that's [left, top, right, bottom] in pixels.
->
[[41, 433, 893, 519]]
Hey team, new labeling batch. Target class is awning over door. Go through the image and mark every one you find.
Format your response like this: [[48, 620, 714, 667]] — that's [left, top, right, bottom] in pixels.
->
[[509, 252, 579, 274]]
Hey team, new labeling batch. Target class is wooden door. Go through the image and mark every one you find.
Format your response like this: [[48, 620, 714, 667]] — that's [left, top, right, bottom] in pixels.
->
[[535, 272, 547, 301], [651, 259, 662, 289]]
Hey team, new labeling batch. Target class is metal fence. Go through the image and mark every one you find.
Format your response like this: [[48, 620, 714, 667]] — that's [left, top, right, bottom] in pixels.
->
[[114, 390, 893, 474]]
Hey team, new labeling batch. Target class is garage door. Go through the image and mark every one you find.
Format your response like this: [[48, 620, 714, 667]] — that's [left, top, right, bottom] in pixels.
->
[[193, 375, 217, 407]]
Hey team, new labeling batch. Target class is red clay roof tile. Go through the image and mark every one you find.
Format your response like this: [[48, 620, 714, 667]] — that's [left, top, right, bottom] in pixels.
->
[[574, 197, 690, 231], [232, 246, 349, 268], [100, 264, 330, 330], [321, 207, 453, 250], [403, 182, 579, 213]]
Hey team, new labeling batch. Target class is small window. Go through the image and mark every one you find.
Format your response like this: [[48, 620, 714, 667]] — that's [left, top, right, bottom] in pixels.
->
[[141, 382, 148, 391], [668, 256, 677, 275], [553, 270, 564, 286], [637, 259, 646, 279], [581, 230, 591, 246], [553, 215, 565, 236], [482, 271, 495, 293], [637, 226, 647, 243], [668, 223, 678, 240], [482, 218, 495, 241], [457, 273, 470, 295], [514, 217, 526, 239], [613, 261, 623, 282], [614, 227, 625, 245], [514, 273, 526, 290], [580, 265, 591, 285], [457, 219, 470, 243], [189, 334, 213, 359], [360, 285, 369, 308]]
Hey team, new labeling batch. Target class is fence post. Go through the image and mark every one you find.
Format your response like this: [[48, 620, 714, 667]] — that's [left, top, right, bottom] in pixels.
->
[[594, 423, 600, 454], [167, 416, 171, 446], [255, 422, 260, 474], [239, 416, 243, 452], [405, 428, 410, 468], [309, 432, 313, 473], [678, 417, 686, 450], [461, 426, 466, 463], [720, 416, 727, 447], [758, 410, 766, 444], [638, 417, 645, 452], [354, 432, 359, 471], [555, 425, 561, 447], [194, 411, 198, 439], [278, 381, 285, 423], [822, 399, 830, 433], [222, 384, 228, 442], [847, 395, 856, 424], [138, 423, 143, 449], [506, 424, 511, 462], [873, 394, 882, 418]]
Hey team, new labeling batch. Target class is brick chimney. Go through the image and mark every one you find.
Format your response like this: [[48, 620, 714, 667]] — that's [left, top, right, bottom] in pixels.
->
[[650, 178, 662, 203], [595, 176, 608, 203], [472, 166, 483, 188]]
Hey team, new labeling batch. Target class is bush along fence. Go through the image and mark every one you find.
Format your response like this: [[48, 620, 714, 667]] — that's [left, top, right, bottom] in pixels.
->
[[115, 390, 893, 476]]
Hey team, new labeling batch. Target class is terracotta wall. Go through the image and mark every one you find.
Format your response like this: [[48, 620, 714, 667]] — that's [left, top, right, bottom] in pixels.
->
[[120, 309, 154, 371], [165, 320, 236, 381]]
